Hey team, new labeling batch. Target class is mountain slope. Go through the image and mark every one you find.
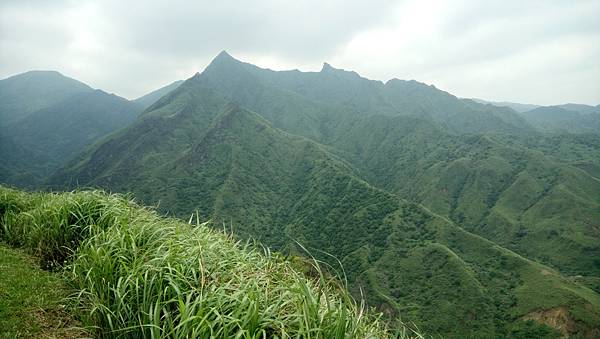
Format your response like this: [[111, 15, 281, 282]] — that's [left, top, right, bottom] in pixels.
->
[[322, 114, 600, 279], [0, 134, 39, 187], [1, 88, 143, 186], [50, 64, 600, 337], [134, 80, 184, 109], [520, 105, 600, 134], [203, 51, 533, 137], [0, 70, 93, 124], [169, 52, 600, 284]]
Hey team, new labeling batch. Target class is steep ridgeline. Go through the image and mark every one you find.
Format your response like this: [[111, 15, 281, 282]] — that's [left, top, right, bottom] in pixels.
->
[[134, 80, 184, 110], [126, 52, 600, 283], [175, 52, 600, 283], [51, 53, 600, 338], [0, 71, 144, 186], [198, 51, 533, 137]]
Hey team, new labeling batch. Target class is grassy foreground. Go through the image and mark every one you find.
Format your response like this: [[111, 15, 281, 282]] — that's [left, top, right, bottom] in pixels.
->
[[0, 244, 83, 338], [0, 186, 408, 338]]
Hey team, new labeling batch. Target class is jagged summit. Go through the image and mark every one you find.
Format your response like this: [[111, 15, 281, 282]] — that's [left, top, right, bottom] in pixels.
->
[[214, 50, 234, 61], [318, 62, 365, 82], [207, 50, 240, 67], [321, 62, 335, 72], [202, 50, 248, 78], [386, 78, 425, 86], [319, 62, 357, 75]]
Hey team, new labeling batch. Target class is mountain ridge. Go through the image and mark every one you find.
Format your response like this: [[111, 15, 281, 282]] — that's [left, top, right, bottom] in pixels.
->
[[134, 80, 184, 109], [0, 73, 144, 186], [3, 51, 599, 337], [0, 70, 94, 124], [46, 51, 600, 337]]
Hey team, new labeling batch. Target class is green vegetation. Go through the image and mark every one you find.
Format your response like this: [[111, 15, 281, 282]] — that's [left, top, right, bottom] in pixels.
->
[[3, 52, 600, 337], [50, 101, 600, 337], [0, 244, 82, 338], [0, 186, 399, 338], [0, 72, 143, 187], [519, 105, 600, 134], [325, 115, 600, 278], [0, 70, 93, 124]]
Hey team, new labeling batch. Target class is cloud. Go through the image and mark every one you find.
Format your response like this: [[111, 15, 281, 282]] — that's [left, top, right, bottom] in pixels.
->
[[332, 0, 600, 105], [1, 0, 598, 105]]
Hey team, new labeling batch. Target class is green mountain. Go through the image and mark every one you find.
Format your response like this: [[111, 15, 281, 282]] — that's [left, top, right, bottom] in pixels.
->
[[469, 100, 600, 134], [319, 114, 600, 279], [201, 51, 532, 137], [0, 70, 93, 123], [0, 72, 144, 186], [520, 105, 600, 134], [49, 52, 600, 338], [130, 52, 599, 281], [558, 104, 600, 115], [134, 80, 184, 109]]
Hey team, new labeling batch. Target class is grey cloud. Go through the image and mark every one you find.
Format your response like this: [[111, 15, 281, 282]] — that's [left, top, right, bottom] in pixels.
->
[[0, 0, 598, 105], [100, 0, 397, 60]]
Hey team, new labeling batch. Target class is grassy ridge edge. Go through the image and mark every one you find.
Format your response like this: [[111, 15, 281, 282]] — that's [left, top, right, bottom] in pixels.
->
[[0, 186, 415, 338]]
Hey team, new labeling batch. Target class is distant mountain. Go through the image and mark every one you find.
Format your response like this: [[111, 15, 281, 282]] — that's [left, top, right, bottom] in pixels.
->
[[0, 70, 93, 123], [520, 105, 600, 133], [49, 51, 600, 338], [471, 98, 540, 113], [0, 72, 143, 186], [557, 103, 600, 115], [196, 51, 533, 138], [134, 80, 184, 109], [471, 98, 600, 134]]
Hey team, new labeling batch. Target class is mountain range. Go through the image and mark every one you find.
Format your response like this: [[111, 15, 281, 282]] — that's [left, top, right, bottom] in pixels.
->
[[0, 71, 146, 186], [2, 52, 599, 338]]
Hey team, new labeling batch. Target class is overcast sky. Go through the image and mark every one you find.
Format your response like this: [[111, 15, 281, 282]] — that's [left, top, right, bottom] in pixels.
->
[[1, 0, 599, 105]]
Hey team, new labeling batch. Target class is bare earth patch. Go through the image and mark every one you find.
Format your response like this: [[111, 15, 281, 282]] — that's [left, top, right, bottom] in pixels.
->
[[522, 306, 573, 337]]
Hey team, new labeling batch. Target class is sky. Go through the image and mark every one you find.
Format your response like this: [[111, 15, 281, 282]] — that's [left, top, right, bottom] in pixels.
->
[[1, 0, 599, 105]]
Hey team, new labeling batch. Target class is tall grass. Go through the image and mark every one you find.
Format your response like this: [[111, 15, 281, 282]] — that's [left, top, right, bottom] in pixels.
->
[[0, 186, 415, 338]]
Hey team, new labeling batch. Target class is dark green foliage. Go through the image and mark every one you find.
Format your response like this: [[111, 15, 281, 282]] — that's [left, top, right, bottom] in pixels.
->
[[326, 115, 600, 278], [508, 321, 560, 339]]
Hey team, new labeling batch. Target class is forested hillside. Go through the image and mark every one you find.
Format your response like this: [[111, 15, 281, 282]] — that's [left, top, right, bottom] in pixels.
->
[[0, 72, 144, 186], [47, 52, 600, 338]]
